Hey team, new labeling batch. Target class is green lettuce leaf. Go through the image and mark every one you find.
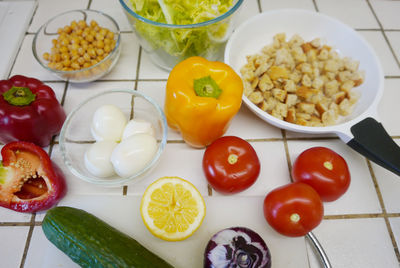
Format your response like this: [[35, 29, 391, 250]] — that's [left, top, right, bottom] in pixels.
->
[[129, 0, 234, 58]]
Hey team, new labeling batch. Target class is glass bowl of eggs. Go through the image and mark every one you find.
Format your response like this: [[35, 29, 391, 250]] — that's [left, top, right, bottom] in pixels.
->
[[59, 89, 168, 187], [32, 9, 121, 83]]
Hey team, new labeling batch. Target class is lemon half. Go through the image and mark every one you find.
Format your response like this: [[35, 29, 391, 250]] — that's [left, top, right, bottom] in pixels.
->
[[140, 176, 206, 241]]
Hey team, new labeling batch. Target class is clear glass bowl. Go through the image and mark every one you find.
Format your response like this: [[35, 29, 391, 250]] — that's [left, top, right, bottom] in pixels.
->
[[119, 0, 243, 70], [32, 9, 121, 83], [59, 89, 167, 187]]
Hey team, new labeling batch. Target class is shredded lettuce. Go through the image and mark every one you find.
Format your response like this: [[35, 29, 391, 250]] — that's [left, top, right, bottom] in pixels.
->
[[129, 0, 234, 59]]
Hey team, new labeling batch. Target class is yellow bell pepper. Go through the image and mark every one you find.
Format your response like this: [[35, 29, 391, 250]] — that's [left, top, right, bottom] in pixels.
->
[[164, 56, 243, 148]]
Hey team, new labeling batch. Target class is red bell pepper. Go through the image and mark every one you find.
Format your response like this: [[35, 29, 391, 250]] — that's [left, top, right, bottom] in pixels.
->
[[0, 141, 67, 212], [0, 75, 66, 147]]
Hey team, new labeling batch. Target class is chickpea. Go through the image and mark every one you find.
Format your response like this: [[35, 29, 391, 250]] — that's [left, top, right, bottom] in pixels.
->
[[43, 52, 50, 61], [88, 48, 96, 58], [104, 44, 111, 53], [90, 20, 98, 28], [83, 53, 91, 62], [77, 20, 87, 29], [96, 40, 105, 49], [59, 46, 68, 54], [42, 19, 116, 74], [61, 53, 70, 61], [77, 57, 85, 66]]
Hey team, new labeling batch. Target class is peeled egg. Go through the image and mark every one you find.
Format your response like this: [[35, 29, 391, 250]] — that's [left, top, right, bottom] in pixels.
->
[[84, 140, 117, 177], [110, 133, 158, 177], [91, 104, 127, 141], [122, 119, 155, 140]]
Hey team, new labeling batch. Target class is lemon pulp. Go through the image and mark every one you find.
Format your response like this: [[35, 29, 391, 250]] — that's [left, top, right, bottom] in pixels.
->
[[141, 176, 206, 241]]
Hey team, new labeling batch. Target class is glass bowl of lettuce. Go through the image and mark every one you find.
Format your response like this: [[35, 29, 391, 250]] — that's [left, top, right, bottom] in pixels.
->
[[119, 0, 243, 70]]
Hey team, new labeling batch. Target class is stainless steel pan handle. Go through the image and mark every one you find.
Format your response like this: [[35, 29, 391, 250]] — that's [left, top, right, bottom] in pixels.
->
[[346, 117, 400, 176]]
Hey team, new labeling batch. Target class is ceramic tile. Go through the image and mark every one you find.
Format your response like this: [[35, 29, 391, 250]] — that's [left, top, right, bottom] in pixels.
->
[[316, 0, 379, 29], [389, 217, 400, 256], [50, 144, 124, 196], [260, 0, 316, 11], [378, 78, 400, 136], [137, 81, 284, 141], [24, 226, 61, 268], [226, 105, 284, 139], [63, 80, 134, 114], [287, 139, 382, 215], [358, 31, 400, 76], [46, 82, 66, 104], [136, 81, 182, 141], [213, 141, 290, 197], [127, 143, 209, 196], [0, 226, 30, 267], [10, 35, 58, 81], [90, 0, 132, 32], [0, 209, 32, 223], [370, 1, 400, 29], [235, 0, 260, 27], [4, 1, 400, 267], [386, 31, 400, 66], [371, 139, 400, 213], [310, 218, 398, 268], [28, 0, 89, 33], [137, 50, 170, 80], [99, 32, 139, 80]]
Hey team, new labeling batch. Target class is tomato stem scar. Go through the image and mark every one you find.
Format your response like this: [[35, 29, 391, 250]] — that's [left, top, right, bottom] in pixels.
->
[[228, 154, 238, 165], [290, 213, 300, 223], [323, 161, 333, 170]]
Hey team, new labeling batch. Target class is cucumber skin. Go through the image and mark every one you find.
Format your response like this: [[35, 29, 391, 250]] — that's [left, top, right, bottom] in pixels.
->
[[42, 206, 175, 268]]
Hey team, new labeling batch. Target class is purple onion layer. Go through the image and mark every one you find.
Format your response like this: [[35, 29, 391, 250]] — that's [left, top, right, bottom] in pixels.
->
[[204, 226, 271, 268]]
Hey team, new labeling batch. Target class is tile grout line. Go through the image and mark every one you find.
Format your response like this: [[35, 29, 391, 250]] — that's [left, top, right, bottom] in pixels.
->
[[366, 0, 400, 68], [123, 46, 143, 196], [281, 128, 314, 268], [366, 0, 400, 264], [256, 0, 262, 13], [19, 213, 36, 268], [312, 0, 319, 12], [366, 158, 400, 263]]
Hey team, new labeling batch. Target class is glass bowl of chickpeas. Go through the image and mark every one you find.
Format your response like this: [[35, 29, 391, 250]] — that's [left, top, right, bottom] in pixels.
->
[[32, 9, 121, 83]]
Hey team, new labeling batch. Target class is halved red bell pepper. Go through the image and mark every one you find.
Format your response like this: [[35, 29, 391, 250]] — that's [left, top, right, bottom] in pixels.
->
[[0, 75, 66, 147], [0, 141, 67, 212]]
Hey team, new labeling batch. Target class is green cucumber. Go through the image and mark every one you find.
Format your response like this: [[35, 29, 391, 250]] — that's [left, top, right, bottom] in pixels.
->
[[42, 206, 174, 268]]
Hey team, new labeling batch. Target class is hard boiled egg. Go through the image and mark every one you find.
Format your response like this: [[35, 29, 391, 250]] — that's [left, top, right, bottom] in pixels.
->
[[91, 104, 127, 142], [122, 119, 155, 140], [84, 140, 117, 177], [110, 133, 158, 177]]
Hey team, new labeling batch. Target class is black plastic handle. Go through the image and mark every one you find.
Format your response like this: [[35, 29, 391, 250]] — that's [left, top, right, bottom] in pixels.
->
[[347, 117, 400, 176]]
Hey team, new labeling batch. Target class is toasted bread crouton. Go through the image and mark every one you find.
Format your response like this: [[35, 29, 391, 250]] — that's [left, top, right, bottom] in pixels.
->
[[248, 91, 264, 104], [272, 88, 287, 102], [258, 73, 274, 92], [297, 102, 315, 114], [285, 94, 298, 107], [268, 66, 289, 80], [286, 107, 296, 123]]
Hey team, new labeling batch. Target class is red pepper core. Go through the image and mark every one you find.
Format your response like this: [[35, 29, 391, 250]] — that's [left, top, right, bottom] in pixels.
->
[[0, 141, 67, 212], [0, 75, 66, 147]]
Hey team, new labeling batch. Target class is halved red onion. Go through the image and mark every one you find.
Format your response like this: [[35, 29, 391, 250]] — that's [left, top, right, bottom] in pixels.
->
[[204, 227, 271, 268]]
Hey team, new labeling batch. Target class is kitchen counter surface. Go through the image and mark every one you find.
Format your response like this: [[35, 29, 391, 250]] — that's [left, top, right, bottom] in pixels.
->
[[1, 0, 400, 267]]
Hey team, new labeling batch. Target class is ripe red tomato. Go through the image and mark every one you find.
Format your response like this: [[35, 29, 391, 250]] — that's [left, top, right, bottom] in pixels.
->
[[263, 182, 324, 237], [292, 146, 351, 202], [202, 136, 260, 194]]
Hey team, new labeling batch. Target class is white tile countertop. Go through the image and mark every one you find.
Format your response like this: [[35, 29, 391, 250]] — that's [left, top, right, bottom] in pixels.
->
[[1, 0, 400, 267]]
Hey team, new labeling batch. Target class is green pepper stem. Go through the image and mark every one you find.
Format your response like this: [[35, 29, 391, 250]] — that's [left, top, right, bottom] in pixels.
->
[[193, 75, 222, 99], [3, 86, 36, 106]]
